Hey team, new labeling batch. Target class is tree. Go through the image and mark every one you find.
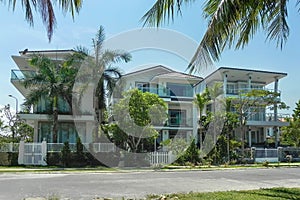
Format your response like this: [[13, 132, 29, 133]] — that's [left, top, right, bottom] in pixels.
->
[[23, 54, 79, 142], [107, 89, 167, 153], [232, 89, 288, 155], [0, 0, 83, 41], [74, 26, 131, 141], [221, 98, 239, 162], [193, 88, 209, 150], [0, 105, 33, 143], [142, 0, 299, 73], [281, 100, 300, 147]]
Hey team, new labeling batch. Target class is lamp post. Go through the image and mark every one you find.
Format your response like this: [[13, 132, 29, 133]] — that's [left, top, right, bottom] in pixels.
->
[[8, 95, 18, 114]]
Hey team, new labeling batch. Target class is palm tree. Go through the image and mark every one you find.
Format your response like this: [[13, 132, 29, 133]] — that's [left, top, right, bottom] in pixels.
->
[[193, 89, 209, 150], [75, 26, 131, 141], [23, 54, 79, 142], [142, 0, 298, 73], [0, 0, 82, 41]]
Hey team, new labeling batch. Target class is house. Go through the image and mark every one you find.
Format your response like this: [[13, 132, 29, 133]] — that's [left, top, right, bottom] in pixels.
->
[[10, 48, 290, 150], [110, 65, 203, 149], [196, 67, 289, 148], [10, 49, 94, 144]]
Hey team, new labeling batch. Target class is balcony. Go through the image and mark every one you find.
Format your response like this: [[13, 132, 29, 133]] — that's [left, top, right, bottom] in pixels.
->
[[11, 69, 36, 81], [246, 112, 290, 127], [138, 87, 171, 98], [226, 88, 280, 95]]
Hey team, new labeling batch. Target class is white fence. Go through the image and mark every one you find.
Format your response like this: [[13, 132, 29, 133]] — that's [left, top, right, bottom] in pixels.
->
[[148, 151, 176, 165], [254, 148, 279, 163], [46, 143, 116, 153], [0, 143, 19, 152]]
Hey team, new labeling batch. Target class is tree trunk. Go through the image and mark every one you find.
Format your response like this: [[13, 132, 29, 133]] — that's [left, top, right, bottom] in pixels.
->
[[53, 96, 58, 143]]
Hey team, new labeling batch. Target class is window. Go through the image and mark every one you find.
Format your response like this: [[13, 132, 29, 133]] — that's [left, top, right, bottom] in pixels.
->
[[227, 84, 236, 94], [167, 83, 193, 97], [136, 82, 150, 92], [38, 122, 85, 143], [169, 110, 186, 126]]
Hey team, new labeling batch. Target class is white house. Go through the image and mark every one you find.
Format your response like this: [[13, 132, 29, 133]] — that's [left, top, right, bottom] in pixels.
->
[[110, 65, 203, 148], [196, 67, 289, 148], [10, 49, 94, 144]]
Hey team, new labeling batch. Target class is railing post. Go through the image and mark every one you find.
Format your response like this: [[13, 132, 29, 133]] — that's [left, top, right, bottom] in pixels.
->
[[18, 140, 25, 165], [9, 142, 13, 152], [41, 140, 47, 166]]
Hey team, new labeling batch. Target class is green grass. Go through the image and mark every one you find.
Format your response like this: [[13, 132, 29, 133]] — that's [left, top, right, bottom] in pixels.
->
[[147, 187, 300, 200]]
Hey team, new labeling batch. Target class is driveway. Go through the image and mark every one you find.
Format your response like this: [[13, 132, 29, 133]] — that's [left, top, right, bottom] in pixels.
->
[[0, 167, 299, 199]]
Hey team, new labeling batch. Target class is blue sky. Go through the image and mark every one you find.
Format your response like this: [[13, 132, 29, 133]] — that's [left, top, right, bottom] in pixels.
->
[[0, 1, 299, 114]]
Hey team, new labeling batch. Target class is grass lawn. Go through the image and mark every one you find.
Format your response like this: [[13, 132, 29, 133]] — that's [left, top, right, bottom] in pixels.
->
[[147, 187, 300, 200]]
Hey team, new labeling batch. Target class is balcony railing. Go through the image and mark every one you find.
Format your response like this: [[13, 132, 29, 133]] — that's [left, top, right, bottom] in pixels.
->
[[138, 87, 170, 97], [226, 88, 280, 95], [11, 69, 36, 81], [247, 112, 290, 122]]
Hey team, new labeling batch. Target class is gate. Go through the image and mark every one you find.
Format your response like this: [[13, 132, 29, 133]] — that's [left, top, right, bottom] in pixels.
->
[[18, 141, 47, 166]]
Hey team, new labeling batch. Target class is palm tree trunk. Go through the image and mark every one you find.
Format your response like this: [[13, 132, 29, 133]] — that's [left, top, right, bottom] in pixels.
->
[[53, 96, 58, 143]]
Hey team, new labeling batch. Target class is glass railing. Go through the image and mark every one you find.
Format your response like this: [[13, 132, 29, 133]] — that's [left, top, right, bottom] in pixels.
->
[[226, 88, 280, 95], [11, 69, 36, 81], [247, 112, 290, 122], [138, 87, 171, 97], [167, 117, 193, 127]]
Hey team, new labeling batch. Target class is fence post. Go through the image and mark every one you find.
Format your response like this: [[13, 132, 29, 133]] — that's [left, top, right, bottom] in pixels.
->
[[277, 147, 283, 162], [41, 140, 47, 166], [9, 142, 13, 152], [18, 140, 24, 165]]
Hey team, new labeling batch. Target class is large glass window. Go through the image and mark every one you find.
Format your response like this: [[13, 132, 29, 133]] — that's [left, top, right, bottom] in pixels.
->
[[34, 95, 71, 114], [167, 83, 193, 97], [169, 110, 186, 126], [38, 122, 85, 143]]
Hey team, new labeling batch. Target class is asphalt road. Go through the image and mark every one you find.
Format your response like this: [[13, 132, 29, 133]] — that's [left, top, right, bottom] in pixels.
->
[[0, 168, 300, 200]]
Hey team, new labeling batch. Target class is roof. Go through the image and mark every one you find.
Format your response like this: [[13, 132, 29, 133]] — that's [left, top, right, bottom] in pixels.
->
[[18, 49, 76, 55], [203, 66, 287, 85], [124, 65, 202, 81]]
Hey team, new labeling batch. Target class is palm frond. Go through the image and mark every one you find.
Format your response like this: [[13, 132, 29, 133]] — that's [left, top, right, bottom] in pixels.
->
[[141, 0, 195, 26], [264, 0, 289, 49]]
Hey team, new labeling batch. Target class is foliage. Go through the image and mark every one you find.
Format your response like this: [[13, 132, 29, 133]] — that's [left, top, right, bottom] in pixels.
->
[[76, 137, 84, 157], [142, 1, 299, 72], [181, 139, 201, 165], [281, 100, 300, 147], [0, 105, 33, 143], [231, 89, 288, 153], [0, 0, 83, 41], [146, 187, 300, 200], [23, 53, 80, 143], [194, 88, 210, 151], [107, 89, 167, 153], [61, 141, 71, 167], [73, 26, 131, 141]]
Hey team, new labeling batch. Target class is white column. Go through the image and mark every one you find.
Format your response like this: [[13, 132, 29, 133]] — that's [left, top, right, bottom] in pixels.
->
[[192, 104, 198, 142], [223, 73, 227, 97], [41, 140, 47, 166], [248, 74, 252, 91], [248, 129, 252, 147], [34, 121, 39, 142], [274, 77, 279, 147]]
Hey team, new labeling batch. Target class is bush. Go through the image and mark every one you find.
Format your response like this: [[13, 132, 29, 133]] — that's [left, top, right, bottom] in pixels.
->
[[61, 141, 71, 167]]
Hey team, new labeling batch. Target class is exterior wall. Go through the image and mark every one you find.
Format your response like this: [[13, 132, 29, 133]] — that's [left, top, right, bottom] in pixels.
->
[[118, 66, 201, 145], [11, 50, 94, 144], [198, 67, 288, 148]]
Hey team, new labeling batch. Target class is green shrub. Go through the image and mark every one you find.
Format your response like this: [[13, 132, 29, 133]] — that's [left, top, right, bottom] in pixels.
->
[[61, 141, 71, 167]]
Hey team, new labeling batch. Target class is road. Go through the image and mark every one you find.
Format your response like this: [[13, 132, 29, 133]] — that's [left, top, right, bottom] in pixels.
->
[[0, 168, 299, 199]]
